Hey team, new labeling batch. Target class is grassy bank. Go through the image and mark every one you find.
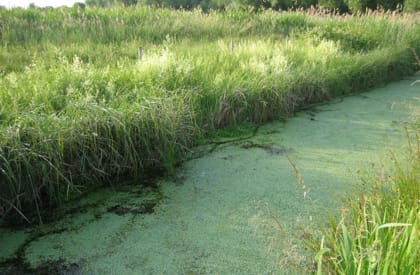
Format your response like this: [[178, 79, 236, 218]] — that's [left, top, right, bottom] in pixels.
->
[[0, 7, 419, 224], [309, 124, 419, 274], [307, 55, 420, 273]]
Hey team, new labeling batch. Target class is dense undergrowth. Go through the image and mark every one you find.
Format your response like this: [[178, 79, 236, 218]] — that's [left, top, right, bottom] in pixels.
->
[[0, 6, 419, 224]]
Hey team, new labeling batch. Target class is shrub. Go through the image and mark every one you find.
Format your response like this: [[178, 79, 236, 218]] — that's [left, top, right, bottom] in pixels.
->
[[318, 0, 349, 12]]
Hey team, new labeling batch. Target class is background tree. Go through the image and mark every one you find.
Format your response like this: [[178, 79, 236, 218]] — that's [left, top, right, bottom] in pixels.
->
[[85, 0, 119, 7], [121, 0, 138, 6], [318, 0, 348, 11], [87, 0, 418, 12], [403, 0, 420, 11], [73, 2, 87, 9]]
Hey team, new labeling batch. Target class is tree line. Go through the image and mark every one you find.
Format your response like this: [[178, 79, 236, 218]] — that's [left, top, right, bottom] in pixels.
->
[[84, 0, 419, 13]]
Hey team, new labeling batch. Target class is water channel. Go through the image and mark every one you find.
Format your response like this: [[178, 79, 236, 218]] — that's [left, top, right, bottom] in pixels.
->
[[0, 77, 419, 274]]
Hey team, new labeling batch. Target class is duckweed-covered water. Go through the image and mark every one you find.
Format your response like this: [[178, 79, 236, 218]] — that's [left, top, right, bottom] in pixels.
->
[[1, 78, 419, 274]]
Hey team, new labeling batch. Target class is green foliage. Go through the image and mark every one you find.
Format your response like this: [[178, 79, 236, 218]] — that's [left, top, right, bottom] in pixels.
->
[[76, 0, 420, 13], [135, 0, 417, 13], [344, 0, 368, 13], [85, 0, 119, 7], [376, 0, 402, 10], [313, 126, 420, 274], [311, 17, 405, 52], [0, 7, 419, 224], [73, 2, 86, 10], [291, 0, 318, 8], [343, 0, 403, 12], [121, 0, 138, 5], [318, 0, 348, 11], [404, 0, 420, 12]]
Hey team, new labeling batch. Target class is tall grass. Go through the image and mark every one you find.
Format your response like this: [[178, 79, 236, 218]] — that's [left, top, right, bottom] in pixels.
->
[[309, 46, 420, 275], [0, 7, 419, 224], [311, 125, 419, 274], [0, 7, 314, 46]]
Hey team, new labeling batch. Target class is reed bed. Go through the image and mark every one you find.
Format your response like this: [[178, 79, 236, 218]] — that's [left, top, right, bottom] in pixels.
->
[[0, 6, 419, 223]]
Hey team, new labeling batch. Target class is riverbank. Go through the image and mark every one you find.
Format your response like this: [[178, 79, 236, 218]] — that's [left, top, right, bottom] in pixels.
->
[[1, 78, 418, 273], [1, 7, 419, 223]]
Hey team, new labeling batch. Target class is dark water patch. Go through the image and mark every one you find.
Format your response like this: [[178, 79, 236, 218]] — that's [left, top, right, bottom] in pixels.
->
[[173, 173, 187, 186], [211, 135, 255, 146], [0, 183, 164, 268], [185, 144, 217, 161], [259, 129, 281, 135], [111, 183, 160, 196], [0, 226, 81, 275], [185, 124, 268, 162], [107, 201, 157, 216], [358, 94, 370, 99], [304, 110, 317, 119], [1, 179, 163, 229], [221, 154, 235, 161], [303, 106, 337, 121], [39, 202, 100, 226], [265, 146, 295, 156], [7, 162, 166, 226], [106, 185, 162, 216], [0, 258, 82, 275], [240, 141, 295, 156]]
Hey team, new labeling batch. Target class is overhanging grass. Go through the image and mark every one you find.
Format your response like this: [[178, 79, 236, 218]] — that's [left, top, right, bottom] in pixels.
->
[[311, 124, 419, 274], [0, 7, 419, 224]]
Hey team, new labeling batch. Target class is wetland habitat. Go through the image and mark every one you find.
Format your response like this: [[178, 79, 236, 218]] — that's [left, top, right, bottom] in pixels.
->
[[0, 4, 419, 274]]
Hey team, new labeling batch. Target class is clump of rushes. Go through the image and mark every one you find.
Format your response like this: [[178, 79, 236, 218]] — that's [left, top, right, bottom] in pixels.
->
[[312, 125, 419, 274], [0, 7, 419, 224]]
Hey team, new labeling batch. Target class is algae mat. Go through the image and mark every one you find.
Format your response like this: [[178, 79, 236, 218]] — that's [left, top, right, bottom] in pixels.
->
[[1, 78, 419, 274]]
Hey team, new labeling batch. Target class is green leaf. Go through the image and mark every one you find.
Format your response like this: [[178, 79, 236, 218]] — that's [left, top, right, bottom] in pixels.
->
[[377, 223, 412, 230]]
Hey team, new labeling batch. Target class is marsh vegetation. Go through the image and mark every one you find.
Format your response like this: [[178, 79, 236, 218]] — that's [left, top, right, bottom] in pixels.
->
[[0, 5, 419, 224], [0, 7, 419, 272]]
